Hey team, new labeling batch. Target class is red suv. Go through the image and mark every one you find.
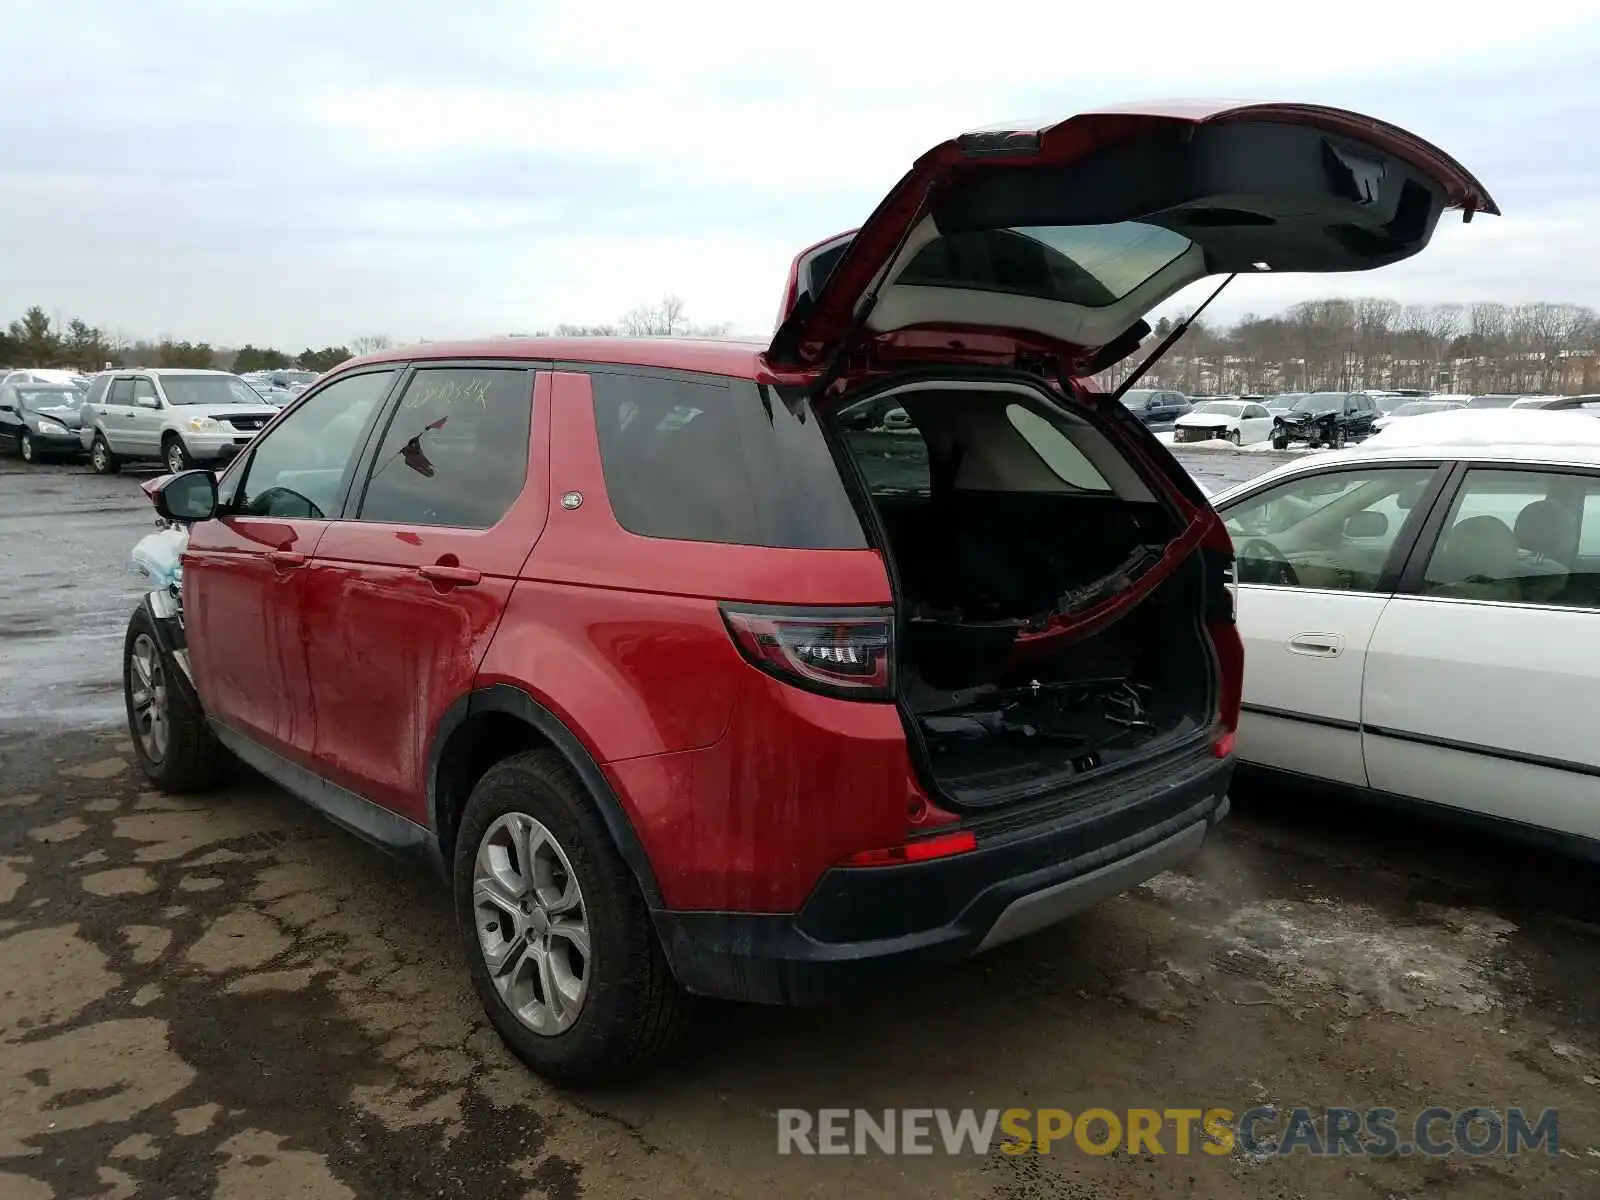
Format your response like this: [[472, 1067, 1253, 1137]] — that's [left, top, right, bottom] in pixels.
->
[[126, 101, 1495, 1084]]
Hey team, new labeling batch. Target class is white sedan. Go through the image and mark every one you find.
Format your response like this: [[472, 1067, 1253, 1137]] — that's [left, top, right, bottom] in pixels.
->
[[1171, 399, 1275, 445], [1211, 410, 1600, 855]]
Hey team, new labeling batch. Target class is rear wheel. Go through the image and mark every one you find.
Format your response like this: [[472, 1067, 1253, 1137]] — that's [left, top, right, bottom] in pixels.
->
[[454, 749, 692, 1087], [19, 431, 36, 463], [91, 434, 120, 474], [124, 606, 229, 792]]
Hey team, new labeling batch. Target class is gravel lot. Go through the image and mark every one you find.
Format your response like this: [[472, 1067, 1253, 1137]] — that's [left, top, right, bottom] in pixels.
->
[[2, 453, 1598, 1199]]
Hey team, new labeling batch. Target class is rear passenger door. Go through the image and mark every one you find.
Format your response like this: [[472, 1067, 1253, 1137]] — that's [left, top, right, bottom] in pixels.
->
[[302, 364, 547, 822], [99, 376, 139, 452], [1362, 464, 1600, 839]]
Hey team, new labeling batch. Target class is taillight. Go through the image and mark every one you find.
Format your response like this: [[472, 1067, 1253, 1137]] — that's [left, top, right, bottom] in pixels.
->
[[720, 604, 894, 700], [1207, 618, 1244, 741]]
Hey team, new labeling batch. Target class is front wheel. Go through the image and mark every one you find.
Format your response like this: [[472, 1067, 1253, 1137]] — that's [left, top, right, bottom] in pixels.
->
[[164, 437, 193, 473], [454, 749, 692, 1087], [1226, 429, 1241, 445], [19, 431, 36, 463], [1270, 433, 1290, 450], [124, 606, 230, 792], [91, 434, 121, 474]]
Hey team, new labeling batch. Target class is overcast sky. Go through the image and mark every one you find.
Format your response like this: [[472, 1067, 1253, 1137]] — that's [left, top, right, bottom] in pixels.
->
[[3, 0, 1598, 349]]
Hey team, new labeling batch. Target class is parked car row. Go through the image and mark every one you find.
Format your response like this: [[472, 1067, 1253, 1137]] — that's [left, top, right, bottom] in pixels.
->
[[1, 367, 293, 472]]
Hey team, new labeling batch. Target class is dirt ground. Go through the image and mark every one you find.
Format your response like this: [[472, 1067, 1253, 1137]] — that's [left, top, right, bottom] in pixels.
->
[[3, 455, 1599, 1198], [2, 727, 1598, 1199]]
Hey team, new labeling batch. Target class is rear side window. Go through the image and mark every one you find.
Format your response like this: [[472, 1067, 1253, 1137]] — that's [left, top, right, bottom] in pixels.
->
[[589, 371, 865, 548], [84, 376, 109, 405], [358, 367, 534, 529]]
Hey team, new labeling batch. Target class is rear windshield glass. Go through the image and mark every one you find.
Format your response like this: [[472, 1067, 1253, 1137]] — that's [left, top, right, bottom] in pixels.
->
[[898, 222, 1192, 309], [590, 371, 865, 549]]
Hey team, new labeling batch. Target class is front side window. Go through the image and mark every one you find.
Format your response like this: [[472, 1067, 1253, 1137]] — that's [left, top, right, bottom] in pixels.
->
[[357, 367, 534, 529], [131, 378, 160, 407], [235, 370, 395, 519], [1423, 469, 1599, 608], [1223, 467, 1437, 591]]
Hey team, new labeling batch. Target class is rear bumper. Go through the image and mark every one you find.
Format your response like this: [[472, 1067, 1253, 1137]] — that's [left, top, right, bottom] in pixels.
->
[[654, 747, 1233, 1005]]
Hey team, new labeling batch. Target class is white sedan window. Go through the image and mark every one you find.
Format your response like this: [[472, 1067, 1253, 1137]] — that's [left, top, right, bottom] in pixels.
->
[[1223, 467, 1436, 591]]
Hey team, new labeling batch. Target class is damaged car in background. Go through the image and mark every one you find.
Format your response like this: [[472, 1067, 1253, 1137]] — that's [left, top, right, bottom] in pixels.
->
[[121, 99, 1496, 1086], [1269, 390, 1382, 449]]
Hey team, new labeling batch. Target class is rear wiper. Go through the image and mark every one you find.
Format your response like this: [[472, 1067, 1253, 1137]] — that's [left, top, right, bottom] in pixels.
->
[[1110, 273, 1237, 403]]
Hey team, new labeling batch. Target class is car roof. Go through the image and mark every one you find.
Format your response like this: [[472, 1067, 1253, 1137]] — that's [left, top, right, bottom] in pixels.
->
[[348, 336, 768, 379]]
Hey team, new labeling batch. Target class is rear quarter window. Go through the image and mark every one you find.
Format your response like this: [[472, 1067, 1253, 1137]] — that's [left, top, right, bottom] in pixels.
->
[[589, 371, 865, 549]]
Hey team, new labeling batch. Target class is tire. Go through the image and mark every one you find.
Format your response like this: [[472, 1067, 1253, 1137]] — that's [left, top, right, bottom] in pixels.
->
[[1270, 434, 1289, 450], [91, 434, 121, 475], [1226, 429, 1241, 445], [19, 431, 36, 463], [454, 749, 692, 1087], [123, 606, 230, 792], [164, 436, 193, 473]]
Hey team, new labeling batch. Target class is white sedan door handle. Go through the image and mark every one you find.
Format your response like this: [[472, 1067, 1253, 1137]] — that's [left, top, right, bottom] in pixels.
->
[[1287, 633, 1344, 657]]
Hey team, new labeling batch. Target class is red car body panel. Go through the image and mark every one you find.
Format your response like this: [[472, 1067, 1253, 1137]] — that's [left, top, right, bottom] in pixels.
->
[[298, 372, 551, 821], [184, 514, 328, 761]]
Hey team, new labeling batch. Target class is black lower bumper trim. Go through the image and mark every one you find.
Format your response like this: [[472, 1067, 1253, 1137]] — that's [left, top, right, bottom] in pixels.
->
[[654, 752, 1232, 1005]]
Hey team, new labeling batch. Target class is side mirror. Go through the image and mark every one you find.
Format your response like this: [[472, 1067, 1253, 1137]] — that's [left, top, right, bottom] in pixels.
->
[[150, 469, 218, 523], [1344, 510, 1389, 539]]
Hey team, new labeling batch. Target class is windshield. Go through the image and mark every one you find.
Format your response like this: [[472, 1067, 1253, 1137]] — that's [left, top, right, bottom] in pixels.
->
[[1267, 394, 1304, 408], [1193, 401, 1245, 416], [17, 387, 80, 412], [276, 370, 316, 386], [1288, 392, 1347, 413], [160, 375, 268, 406], [1470, 395, 1518, 409], [1392, 402, 1451, 417], [1119, 390, 1158, 408]]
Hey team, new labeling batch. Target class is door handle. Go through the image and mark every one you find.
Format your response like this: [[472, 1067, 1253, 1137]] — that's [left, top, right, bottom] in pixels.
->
[[267, 549, 307, 569], [418, 564, 481, 587], [1287, 633, 1343, 657]]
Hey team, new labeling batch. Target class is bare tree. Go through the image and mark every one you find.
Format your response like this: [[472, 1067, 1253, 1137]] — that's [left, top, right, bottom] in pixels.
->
[[351, 333, 393, 355]]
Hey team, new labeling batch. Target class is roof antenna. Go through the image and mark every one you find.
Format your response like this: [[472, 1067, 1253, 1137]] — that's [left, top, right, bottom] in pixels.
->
[[1111, 273, 1237, 403]]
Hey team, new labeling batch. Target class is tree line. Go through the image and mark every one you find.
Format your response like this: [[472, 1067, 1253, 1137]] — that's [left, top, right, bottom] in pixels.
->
[[0, 294, 730, 378], [1098, 299, 1600, 397]]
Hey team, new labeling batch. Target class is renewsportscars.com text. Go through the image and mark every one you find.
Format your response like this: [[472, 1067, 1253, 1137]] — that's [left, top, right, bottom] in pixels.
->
[[776, 1106, 1559, 1158]]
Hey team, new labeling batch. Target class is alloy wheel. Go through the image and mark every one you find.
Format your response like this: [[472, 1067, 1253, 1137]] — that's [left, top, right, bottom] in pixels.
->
[[93, 439, 110, 471], [473, 812, 591, 1036], [129, 633, 169, 763], [20, 433, 34, 462], [167, 442, 187, 473]]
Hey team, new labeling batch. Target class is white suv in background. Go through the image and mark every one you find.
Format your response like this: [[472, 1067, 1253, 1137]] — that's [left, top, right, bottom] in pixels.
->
[[79, 369, 277, 474]]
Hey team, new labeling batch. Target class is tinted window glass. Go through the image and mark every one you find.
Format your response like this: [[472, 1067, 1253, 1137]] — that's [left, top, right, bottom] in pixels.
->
[[236, 370, 394, 519], [131, 378, 159, 406], [842, 425, 931, 497], [84, 376, 109, 405], [590, 372, 865, 548], [1005, 405, 1110, 491], [1223, 467, 1435, 591], [108, 378, 134, 404], [358, 367, 533, 529], [899, 222, 1191, 308], [1424, 469, 1598, 607]]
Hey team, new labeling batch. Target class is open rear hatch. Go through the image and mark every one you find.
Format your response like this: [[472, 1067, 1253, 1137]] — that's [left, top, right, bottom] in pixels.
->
[[768, 101, 1496, 378], [766, 101, 1494, 811]]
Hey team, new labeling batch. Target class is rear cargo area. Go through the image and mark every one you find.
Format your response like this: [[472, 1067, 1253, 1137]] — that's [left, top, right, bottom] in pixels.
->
[[833, 381, 1215, 809]]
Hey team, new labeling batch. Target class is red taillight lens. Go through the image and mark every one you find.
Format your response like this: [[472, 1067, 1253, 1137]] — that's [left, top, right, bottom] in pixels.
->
[[839, 830, 976, 867], [1208, 617, 1244, 735], [720, 604, 894, 700]]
